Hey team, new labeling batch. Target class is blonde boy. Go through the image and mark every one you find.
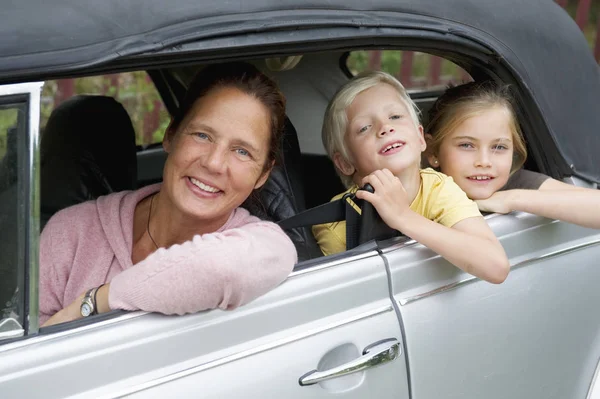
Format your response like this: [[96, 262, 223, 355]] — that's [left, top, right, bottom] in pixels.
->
[[313, 71, 509, 284]]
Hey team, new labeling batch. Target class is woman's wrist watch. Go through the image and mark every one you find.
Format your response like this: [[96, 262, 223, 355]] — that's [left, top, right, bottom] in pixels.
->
[[80, 287, 99, 317]]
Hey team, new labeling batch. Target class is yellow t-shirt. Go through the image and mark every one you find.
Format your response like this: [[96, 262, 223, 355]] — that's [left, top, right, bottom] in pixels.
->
[[312, 168, 481, 256]]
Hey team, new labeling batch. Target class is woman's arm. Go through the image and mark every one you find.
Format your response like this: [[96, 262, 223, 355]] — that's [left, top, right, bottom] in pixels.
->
[[356, 169, 509, 284], [476, 178, 600, 229], [42, 215, 297, 327], [39, 215, 72, 326], [106, 220, 297, 315]]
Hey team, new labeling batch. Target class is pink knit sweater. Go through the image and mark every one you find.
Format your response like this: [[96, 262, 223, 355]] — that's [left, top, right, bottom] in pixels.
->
[[39, 184, 297, 325]]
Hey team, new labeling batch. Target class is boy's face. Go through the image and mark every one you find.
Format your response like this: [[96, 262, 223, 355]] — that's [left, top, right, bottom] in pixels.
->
[[337, 83, 426, 185]]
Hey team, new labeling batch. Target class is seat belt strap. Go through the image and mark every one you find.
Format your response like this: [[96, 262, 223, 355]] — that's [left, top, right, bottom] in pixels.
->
[[345, 198, 361, 250], [277, 198, 346, 230]]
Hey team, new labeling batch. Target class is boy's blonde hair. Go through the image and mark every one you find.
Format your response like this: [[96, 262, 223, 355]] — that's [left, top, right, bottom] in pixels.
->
[[322, 71, 421, 188], [426, 81, 527, 173]]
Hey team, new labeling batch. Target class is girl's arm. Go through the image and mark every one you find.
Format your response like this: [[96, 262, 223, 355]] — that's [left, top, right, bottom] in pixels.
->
[[356, 169, 509, 284], [476, 178, 600, 229]]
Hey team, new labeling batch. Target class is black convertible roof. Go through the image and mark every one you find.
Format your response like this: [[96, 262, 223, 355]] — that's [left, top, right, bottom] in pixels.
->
[[3, 0, 600, 183]]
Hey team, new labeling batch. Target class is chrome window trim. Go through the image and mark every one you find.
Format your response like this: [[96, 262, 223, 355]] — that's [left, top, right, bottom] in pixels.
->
[[398, 237, 600, 306], [290, 250, 379, 277], [0, 82, 44, 336], [0, 82, 44, 97], [98, 304, 393, 399], [0, 311, 148, 353], [26, 82, 43, 334], [587, 357, 600, 399]]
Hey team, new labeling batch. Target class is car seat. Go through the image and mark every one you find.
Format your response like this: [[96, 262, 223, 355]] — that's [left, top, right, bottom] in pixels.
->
[[40, 95, 137, 229], [243, 117, 323, 261]]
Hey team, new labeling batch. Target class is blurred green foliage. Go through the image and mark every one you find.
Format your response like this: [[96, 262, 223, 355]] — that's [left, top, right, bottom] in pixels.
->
[[346, 50, 469, 90], [40, 71, 170, 148], [0, 108, 17, 159], [347, 1, 600, 89]]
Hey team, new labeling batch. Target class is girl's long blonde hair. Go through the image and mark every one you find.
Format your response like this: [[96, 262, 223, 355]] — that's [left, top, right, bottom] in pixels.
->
[[426, 81, 527, 173]]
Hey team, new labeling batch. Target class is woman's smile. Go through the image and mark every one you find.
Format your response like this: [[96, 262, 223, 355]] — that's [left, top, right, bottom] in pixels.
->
[[186, 176, 223, 198]]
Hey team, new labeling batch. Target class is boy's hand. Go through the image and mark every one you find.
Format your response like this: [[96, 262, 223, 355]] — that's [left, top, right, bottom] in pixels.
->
[[355, 169, 411, 229]]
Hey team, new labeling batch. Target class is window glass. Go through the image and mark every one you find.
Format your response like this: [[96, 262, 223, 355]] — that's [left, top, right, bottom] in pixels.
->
[[0, 101, 27, 331], [346, 50, 472, 92], [41, 72, 170, 147]]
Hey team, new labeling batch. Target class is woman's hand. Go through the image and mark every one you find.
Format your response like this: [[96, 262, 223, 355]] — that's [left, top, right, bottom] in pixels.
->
[[354, 169, 411, 229], [475, 191, 515, 214], [41, 292, 85, 327], [41, 284, 111, 327]]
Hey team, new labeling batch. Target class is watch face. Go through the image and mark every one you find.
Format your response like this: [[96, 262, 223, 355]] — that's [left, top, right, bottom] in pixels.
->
[[81, 303, 92, 317]]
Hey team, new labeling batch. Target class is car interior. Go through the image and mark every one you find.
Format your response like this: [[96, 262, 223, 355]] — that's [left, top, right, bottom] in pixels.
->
[[35, 50, 532, 264]]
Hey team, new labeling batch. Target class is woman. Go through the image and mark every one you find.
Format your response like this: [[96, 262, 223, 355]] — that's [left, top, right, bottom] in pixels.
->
[[425, 81, 600, 229], [40, 62, 298, 326]]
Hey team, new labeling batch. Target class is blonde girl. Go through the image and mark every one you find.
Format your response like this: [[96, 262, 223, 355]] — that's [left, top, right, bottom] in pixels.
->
[[426, 81, 600, 229]]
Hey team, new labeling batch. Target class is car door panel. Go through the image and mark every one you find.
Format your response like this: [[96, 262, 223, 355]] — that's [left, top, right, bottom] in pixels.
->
[[383, 212, 600, 399], [120, 312, 403, 399], [0, 252, 409, 399]]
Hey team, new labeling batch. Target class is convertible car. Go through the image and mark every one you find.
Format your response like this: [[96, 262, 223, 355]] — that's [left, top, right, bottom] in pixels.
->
[[0, 1, 599, 398]]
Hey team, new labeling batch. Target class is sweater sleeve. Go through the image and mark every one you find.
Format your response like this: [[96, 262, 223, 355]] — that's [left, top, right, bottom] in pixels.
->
[[39, 216, 71, 325], [108, 220, 297, 315]]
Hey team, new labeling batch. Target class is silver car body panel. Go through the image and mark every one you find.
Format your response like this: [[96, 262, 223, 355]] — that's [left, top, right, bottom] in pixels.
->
[[384, 212, 600, 399], [588, 358, 600, 399], [0, 252, 411, 398]]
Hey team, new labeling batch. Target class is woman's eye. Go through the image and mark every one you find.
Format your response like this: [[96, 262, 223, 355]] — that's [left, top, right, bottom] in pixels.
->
[[458, 142, 474, 149], [235, 148, 250, 157], [492, 144, 509, 151], [390, 114, 402, 120], [194, 132, 210, 140]]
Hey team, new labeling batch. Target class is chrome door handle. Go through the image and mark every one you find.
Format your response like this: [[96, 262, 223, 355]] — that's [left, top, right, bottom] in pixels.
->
[[299, 339, 401, 386]]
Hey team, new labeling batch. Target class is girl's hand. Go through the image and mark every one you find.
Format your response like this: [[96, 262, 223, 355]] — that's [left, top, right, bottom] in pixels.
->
[[475, 191, 515, 214], [355, 169, 411, 229]]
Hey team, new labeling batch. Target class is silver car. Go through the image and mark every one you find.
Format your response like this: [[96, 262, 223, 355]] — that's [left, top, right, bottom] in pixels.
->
[[0, 0, 599, 398]]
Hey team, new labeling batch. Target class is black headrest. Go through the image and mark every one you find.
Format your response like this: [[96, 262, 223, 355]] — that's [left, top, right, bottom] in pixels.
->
[[40, 95, 137, 224], [244, 118, 322, 261]]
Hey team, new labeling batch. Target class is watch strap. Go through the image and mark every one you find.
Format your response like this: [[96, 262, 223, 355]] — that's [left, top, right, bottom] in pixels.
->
[[89, 286, 99, 315]]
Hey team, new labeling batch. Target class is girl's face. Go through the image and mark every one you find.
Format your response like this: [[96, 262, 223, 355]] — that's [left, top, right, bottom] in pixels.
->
[[433, 107, 514, 200], [162, 86, 271, 225]]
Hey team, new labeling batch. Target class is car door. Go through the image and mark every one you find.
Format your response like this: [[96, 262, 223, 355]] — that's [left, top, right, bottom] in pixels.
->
[[0, 83, 410, 399], [382, 212, 600, 399], [1, 249, 409, 398]]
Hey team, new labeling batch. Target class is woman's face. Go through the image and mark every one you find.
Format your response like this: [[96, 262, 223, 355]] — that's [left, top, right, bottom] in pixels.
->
[[162, 86, 272, 224], [434, 107, 514, 200]]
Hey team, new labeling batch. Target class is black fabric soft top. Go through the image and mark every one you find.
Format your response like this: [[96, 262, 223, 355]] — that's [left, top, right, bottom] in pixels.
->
[[2, 0, 600, 183]]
